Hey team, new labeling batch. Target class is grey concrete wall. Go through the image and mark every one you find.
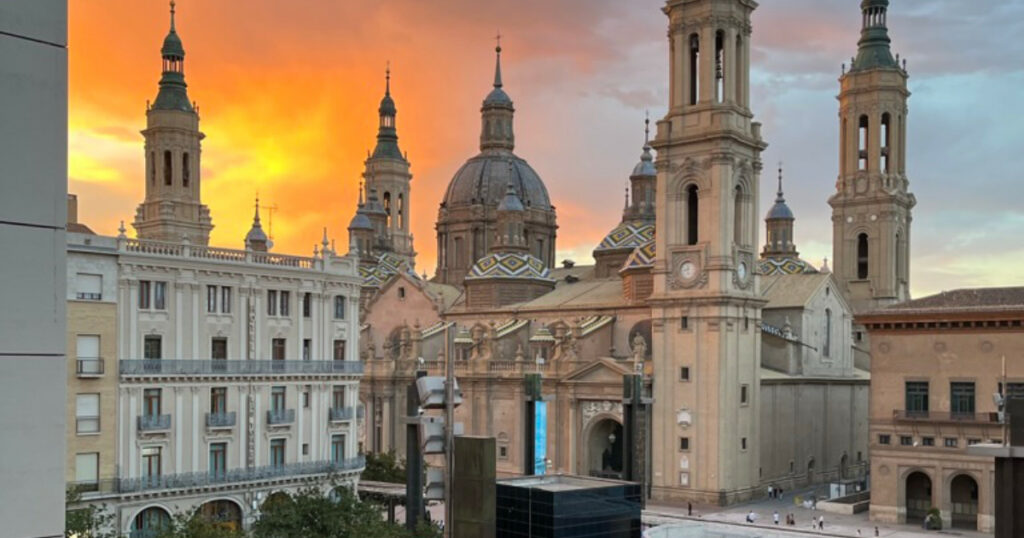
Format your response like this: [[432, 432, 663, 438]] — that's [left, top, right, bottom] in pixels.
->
[[0, 1, 68, 536]]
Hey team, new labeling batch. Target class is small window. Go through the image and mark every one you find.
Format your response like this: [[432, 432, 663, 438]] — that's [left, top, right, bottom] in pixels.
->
[[211, 337, 227, 360], [271, 386, 286, 412], [207, 285, 217, 313], [76, 394, 100, 434], [740, 385, 749, 405], [280, 291, 290, 317], [267, 290, 278, 316], [334, 296, 346, 319], [680, 317, 689, 330], [857, 451, 862, 462], [271, 338, 286, 361], [398, 287, 406, 299], [302, 390, 310, 409], [900, 435, 913, 446], [138, 280, 151, 309], [921, 437, 935, 447], [499, 445, 508, 459], [967, 438, 982, 446], [302, 292, 312, 318], [679, 367, 690, 381], [143, 335, 162, 360], [220, 287, 232, 314], [302, 443, 309, 456], [741, 437, 747, 450], [302, 339, 311, 361], [944, 437, 959, 448], [333, 340, 346, 361], [153, 281, 166, 310], [679, 437, 689, 451], [789, 460, 794, 473], [75, 452, 99, 486], [210, 387, 227, 414], [182, 152, 190, 187], [878, 434, 891, 445], [270, 439, 286, 467], [857, 233, 869, 280], [163, 150, 172, 185]]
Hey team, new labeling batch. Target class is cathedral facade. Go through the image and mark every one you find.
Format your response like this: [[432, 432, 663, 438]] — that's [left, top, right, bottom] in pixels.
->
[[354, 0, 909, 505]]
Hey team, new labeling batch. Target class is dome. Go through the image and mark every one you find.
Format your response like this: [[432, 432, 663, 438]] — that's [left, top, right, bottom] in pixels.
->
[[245, 224, 268, 244], [632, 144, 655, 177], [595, 221, 655, 253], [465, 252, 553, 282], [484, 86, 512, 107], [497, 183, 524, 212], [619, 240, 655, 273], [758, 257, 819, 276], [348, 208, 372, 230], [766, 199, 794, 220], [443, 153, 551, 211], [379, 93, 396, 116], [162, 31, 184, 58]]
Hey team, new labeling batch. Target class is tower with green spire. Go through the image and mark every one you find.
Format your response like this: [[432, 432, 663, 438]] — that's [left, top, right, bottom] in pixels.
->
[[133, 0, 213, 245], [357, 65, 416, 267], [830, 0, 915, 313]]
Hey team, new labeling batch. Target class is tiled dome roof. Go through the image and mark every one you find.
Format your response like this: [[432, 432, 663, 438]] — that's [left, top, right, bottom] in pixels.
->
[[619, 240, 655, 273], [596, 221, 655, 252], [465, 252, 553, 281]]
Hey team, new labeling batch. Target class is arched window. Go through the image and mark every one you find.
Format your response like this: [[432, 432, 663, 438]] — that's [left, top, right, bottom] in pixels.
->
[[397, 193, 404, 229], [687, 185, 699, 245], [858, 115, 869, 171], [880, 113, 891, 173], [715, 30, 725, 103], [735, 34, 743, 104], [824, 308, 832, 357], [688, 34, 700, 105], [163, 150, 172, 186], [733, 185, 743, 246], [857, 233, 869, 279], [382, 192, 391, 227], [150, 151, 156, 185], [453, 236, 463, 267], [182, 152, 190, 187]]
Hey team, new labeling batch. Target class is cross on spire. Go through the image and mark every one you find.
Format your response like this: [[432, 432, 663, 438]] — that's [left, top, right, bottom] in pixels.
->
[[385, 61, 391, 96], [169, 0, 176, 31], [644, 110, 650, 145], [493, 31, 503, 88], [776, 161, 785, 201]]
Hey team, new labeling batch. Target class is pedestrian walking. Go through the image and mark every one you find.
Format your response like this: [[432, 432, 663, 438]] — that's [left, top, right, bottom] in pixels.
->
[[875, 526, 880, 536], [687, 502, 692, 516], [818, 515, 825, 530], [773, 511, 779, 525], [767, 485, 774, 499]]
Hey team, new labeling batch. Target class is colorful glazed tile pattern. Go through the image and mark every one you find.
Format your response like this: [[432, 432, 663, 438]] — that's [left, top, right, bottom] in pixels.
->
[[758, 256, 818, 275], [466, 252, 554, 281], [619, 240, 656, 273], [595, 221, 655, 252]]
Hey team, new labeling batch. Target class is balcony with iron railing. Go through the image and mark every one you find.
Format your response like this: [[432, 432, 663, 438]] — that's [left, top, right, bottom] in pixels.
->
[[137, 414, 171, 431], [120, 359, 363, 377], [74, 456, 365, 496], [329, 407, 355, 422], [267, 408, 295, 425], [75, 292, 102, 301], [206, 411, 236, 429], [893, 409, 1003, 424], [76, 358, 104, 377]]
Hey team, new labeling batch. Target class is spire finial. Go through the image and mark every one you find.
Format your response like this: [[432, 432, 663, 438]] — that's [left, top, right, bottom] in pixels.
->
[[493, 32, 503, 88], [776, 161, 785, 200], [169, 0, 176, 32], [624, 181, 630, 210], [644, 110, 650, 145], [358, 181, 364, 205], [385, 61, 391, 96], [253, 194, 261, 223]]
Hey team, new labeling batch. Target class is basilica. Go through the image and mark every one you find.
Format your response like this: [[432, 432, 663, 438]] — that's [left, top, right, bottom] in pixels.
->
[[354, 0, 912, 504]]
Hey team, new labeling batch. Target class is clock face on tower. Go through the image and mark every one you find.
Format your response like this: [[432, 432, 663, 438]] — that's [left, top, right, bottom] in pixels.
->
[[737, 261, 747, 281], [679, 261, 696, 280]]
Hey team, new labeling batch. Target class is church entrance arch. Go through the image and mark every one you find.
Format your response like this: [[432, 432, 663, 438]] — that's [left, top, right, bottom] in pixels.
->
[[585, 418, 623, 479]]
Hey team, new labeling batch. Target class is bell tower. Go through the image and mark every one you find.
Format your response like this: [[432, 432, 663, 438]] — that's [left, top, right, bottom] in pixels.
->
[[649, 0, 767, 504], [362, 66, 416, 267], [830, 0, 914, 313], [133, 1, 213, 245]]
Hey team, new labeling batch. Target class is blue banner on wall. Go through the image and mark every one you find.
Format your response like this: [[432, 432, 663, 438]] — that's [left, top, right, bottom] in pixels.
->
[[534, 401, 547, 475]]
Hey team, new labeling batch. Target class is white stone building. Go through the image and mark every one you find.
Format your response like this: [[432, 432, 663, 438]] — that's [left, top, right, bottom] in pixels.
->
[[65, 4, 366, 534]]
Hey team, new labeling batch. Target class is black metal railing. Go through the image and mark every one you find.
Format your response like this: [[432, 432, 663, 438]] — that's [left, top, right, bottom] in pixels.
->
[[893, 409, 1001, 424], [117, 456, 365, 493], [120, 359, 363, 376], [267, 408, 295, 425], [76, 358, 105, 376], [137, 414, 171, 431], [206, 412, 236, 428]]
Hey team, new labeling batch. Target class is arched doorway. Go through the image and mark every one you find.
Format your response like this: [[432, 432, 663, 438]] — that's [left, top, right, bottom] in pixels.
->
[[197, 499, 243, 530], [905, 471, 932, 524], [839, 453, 848, 479], [587, 418, 623, 479], [132, 506, 170, 538], [806, 458, 815, 486], [950, 474, 979, 529]]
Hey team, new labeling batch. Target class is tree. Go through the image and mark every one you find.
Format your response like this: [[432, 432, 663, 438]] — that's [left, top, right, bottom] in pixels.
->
[[361, 450, 407, 483], [65, 486, 119, 538], [154, 511, 246, 538], [252, 486, 431, 538]]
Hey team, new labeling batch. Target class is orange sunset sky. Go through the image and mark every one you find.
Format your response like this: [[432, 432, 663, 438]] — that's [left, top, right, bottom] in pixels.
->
[[69, 1, 1024, 295]]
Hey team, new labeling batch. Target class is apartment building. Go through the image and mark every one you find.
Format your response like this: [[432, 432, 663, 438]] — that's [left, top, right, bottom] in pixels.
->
[[861, 287, 1024, 532]]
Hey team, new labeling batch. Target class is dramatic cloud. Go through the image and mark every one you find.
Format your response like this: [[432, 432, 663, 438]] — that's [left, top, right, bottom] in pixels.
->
[[69, 0, 1024, 298]]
